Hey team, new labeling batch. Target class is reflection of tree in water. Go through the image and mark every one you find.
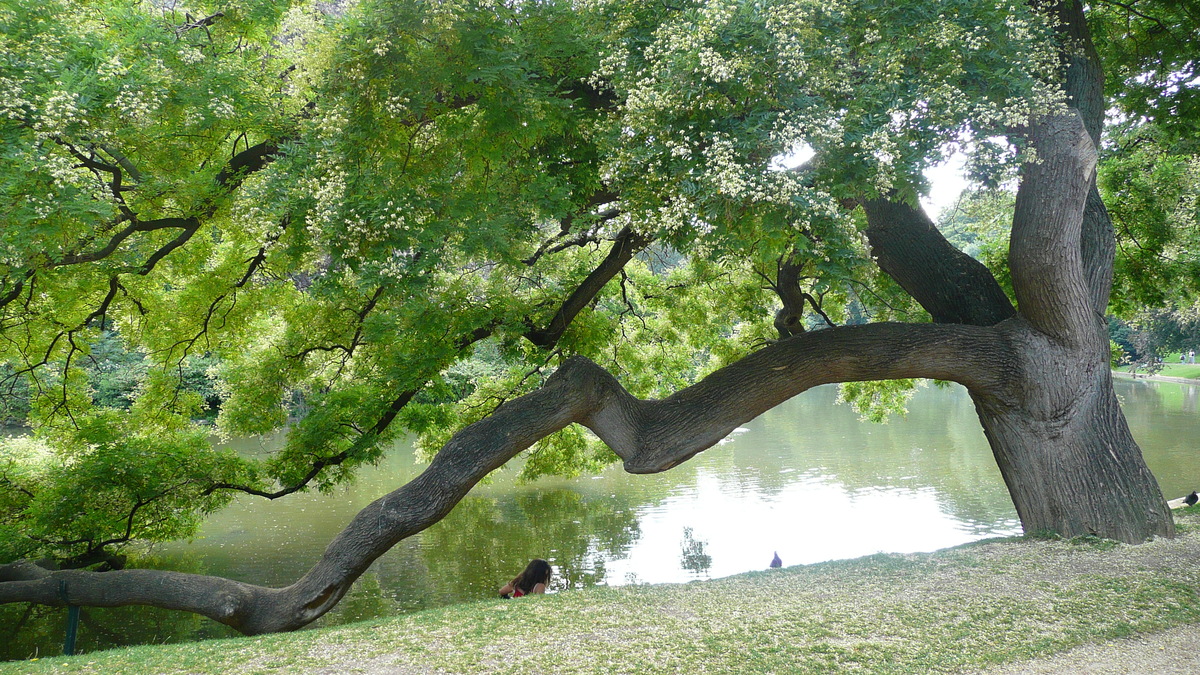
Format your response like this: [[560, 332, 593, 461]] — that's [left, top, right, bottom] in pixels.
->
[[393, 487, 643, 607], [1114, 379, 1200, 498], [736, 385, 1019, 530], [679, 527, 712, 578]]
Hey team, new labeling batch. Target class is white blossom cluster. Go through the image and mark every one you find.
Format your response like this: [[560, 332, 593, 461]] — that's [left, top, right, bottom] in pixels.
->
[[96, 53, 132, 82], [230, 173, 288, 250], [0, 75, 34, 123], [694, 131, 814, 206], [303, 158, 350, 243], [426, 1, 472, 31], [208, 93, 237, 120], [108, 86, 166, 125], [370, 36, 393, 57], [275, 6, 330, 99], [32, 89, 86, 140], [298, 140, 430, 281], [382, 94, 412, 119], [43, 148, 93, 192], [374, 246, 420, 281], [585, 0, 1072, 253], [377, 199, 415, 235], [178, 46, 205, 65], [764, 0, 850, 95], [595, 2, 848, 228]]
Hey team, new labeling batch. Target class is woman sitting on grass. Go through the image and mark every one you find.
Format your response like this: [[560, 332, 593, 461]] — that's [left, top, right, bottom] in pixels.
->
[[500, 559, 551, 598]]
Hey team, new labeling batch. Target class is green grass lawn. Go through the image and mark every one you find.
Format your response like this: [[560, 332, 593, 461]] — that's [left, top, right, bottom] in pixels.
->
[[1155, 359, 1200, 380], [6, 509, 1200, 675]]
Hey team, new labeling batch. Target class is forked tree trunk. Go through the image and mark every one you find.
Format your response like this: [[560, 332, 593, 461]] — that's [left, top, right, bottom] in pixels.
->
[[860, 105, 1174, 544]]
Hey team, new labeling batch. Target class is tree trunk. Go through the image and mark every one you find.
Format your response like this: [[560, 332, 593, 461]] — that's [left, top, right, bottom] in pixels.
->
[[971, 319, 1172, 542], [858, 106, 1173, 544]]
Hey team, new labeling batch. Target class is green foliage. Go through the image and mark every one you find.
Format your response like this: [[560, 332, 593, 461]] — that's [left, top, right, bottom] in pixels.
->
[[1109, 340, 1126, 368], [936, 189, 1016, 301], [1102, 130, 1200, 314], [519, 425, 619, 483], [0, 364, 31, 424], [0, 411, 249, 563], [1109, 308, 1200, 369], [836, 379, 918, 423], [1090, 2, 1200, 316], [83, 333, 147, 410], [0, 0, 1183, 566], [1091, 1, 1200, 154]]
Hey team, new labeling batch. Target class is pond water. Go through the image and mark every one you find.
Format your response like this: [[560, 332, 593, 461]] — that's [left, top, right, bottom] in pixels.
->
[[4, 375, 1199, 659]]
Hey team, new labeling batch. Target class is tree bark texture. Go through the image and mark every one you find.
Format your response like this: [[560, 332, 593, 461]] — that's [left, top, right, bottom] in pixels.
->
[[974, 341, 1171, 543], [987, 115, 1172, 537], [861, 198, 1016, 327], [852, 2, 1173, 544]]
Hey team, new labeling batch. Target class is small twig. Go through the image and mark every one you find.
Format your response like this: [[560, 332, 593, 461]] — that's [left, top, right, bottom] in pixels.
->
[[175, 12, 224, 36]]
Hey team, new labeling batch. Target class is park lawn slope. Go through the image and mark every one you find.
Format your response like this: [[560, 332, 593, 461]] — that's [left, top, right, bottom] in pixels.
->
[[1155, 363, 1200, 380], [7, 508, 1200, 675]]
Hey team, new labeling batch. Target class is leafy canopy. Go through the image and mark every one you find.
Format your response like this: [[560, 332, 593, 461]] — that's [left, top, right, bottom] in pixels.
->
[[1, 0, 1070, 563]]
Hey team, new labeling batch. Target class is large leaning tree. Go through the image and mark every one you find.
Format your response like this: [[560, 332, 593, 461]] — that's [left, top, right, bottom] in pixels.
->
[[1, 0, 1196, 635]]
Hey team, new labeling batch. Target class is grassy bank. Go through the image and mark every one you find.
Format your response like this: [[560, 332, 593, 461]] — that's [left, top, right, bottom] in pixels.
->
[[6, 509, 1200, 675], [1154, 362, 1200, 380], [1116, 357, 1200, 381]]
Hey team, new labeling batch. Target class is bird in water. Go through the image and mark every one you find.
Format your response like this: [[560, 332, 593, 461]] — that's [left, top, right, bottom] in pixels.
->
[[770, 552, 782, 568], [1185, 491, 1198, 507]]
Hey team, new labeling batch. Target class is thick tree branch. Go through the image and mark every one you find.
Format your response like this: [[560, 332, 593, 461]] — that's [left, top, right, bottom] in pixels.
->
[[43, 140, 277, 275], [99, 144, 143, 184], [861, 199, 1016, 326], [522, 190, 621, 266], [55, 218, 197, 268], [1009, 113, 1098, 345], [0, 321, 1011, 633], [1047, 0, 1105, 145], [176, 11, 224, 36], [213, 141, 277, 191], [0, 271, 34, 316], [770, 251, 816, 338], [581, 322, 1013, 472], [1047, 0, 1117, 316], [524, 225, 650, 346], [1081, 185, 1116, 314]]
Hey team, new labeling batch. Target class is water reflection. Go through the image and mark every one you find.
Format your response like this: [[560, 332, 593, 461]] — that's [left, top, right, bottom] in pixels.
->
[[4, 377, 1200, 660], [1117, 376, 1200, 499], [679, 527, 712, 577]]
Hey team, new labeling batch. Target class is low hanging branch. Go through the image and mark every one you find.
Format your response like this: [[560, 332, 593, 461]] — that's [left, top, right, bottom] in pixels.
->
[[0, 320, 1011, 634], [206, 224, 650, 500]]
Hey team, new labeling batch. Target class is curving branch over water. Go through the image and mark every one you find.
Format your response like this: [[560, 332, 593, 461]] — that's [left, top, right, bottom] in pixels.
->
[[0, 321, 1010, 634]]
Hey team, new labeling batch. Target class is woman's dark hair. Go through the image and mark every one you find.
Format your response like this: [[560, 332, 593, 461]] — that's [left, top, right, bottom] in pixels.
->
[[511, 558, 552, 594]]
